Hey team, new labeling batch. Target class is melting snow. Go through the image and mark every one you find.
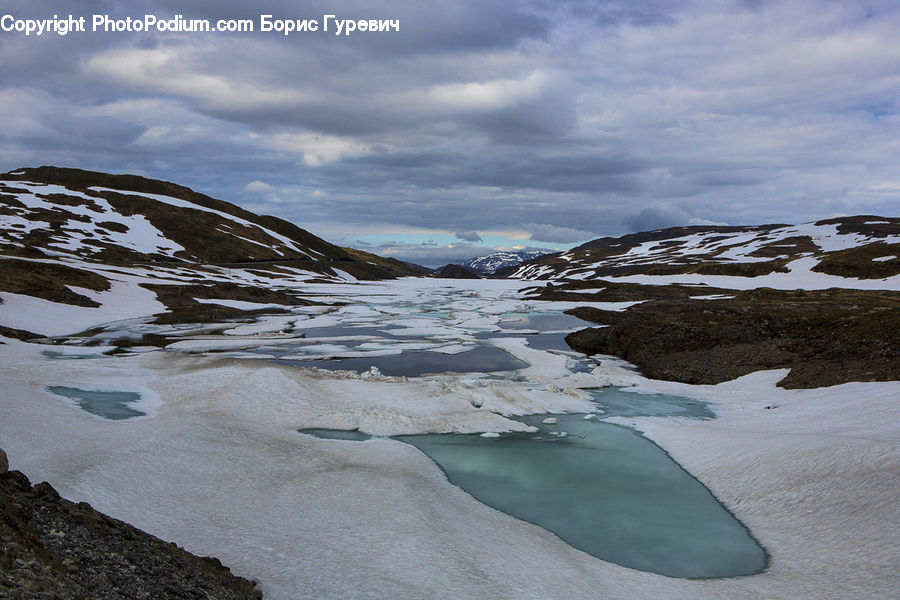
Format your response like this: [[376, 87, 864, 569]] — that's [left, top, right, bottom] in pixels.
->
[[88, 186, 313, 258], [0, 277, 898, 599]]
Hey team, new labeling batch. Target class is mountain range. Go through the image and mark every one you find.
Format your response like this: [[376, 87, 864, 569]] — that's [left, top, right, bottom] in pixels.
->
[[460, 249, 553, 276], [509, 219, 899, 281]]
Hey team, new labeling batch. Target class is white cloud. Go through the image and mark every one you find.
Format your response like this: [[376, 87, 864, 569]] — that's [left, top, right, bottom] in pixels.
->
[[4, 0, 900, 242], [426, 71, 551, 111], [272, 132, 372, 166], [244, 181, 274, 194], [82, 46, 312, 115]]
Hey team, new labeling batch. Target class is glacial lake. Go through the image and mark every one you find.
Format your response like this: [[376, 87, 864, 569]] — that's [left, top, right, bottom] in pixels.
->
[[301, 388, 767, 579], [276, 344, 529, 376], [47, 386, 145, 420], [46, 280, 768, 578]]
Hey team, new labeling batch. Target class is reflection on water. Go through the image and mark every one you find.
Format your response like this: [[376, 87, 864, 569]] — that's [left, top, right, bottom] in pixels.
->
[[302, 325, 401, 338], [498, 312, 592, 332], [278, 344, 528, 376]]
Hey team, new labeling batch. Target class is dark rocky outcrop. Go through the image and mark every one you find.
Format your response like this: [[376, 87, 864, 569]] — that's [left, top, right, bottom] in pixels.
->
[[563, 286, 900, 389], [434, 264, 481, 279], [0, 453, 262, 599]]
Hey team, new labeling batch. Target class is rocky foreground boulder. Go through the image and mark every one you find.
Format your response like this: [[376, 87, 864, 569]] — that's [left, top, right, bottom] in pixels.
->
[[0, 448, 262, 599]]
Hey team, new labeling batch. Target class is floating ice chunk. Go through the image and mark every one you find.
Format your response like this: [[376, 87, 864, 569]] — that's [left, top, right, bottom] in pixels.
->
[[117, 346, 161, 355], [480, 432, 501, 438], [302, 343, 353, 355], [218, 352, 277, 360], [542, 417, 557, 425], [223, 315, 299, 336], [356, 342, 400, 352], [557, 287, 606, 294], [358, 366, 383, 380], [583, 413, 597, 420], [194, 298, 293, 310], [431, 343, 476, 355]]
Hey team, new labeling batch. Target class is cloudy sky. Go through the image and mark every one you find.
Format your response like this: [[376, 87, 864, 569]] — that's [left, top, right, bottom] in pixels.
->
[[2, 1, 898, 266]]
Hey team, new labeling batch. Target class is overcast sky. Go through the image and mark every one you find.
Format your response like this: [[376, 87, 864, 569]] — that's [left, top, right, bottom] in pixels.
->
[[2, 1, 898, 266]]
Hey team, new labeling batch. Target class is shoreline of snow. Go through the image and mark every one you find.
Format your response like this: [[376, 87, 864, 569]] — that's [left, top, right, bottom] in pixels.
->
[[1, 338, 897, 599]]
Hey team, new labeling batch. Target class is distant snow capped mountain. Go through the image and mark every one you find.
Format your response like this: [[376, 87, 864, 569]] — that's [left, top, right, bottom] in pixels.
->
[[509, 219, 900, 281], [461, 249, 554, 275]]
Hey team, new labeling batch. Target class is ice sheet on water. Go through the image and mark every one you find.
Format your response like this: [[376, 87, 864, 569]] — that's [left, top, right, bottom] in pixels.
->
[[194, 298, 294, 311]]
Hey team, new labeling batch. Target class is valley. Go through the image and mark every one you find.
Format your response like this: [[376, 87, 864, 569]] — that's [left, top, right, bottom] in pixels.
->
[[1, 168, 898, 600]]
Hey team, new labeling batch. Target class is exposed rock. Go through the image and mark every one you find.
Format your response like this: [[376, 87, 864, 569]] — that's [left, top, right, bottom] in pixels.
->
[[0, 448, 7, 473], [434, 263, 481, 279], [563, 286, 900, 389], [0, 460, 262, 599]]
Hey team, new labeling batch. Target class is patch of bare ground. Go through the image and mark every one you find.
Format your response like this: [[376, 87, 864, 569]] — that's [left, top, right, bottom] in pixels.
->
[[562, 284, 899, 389], [812, 243, 900, 279], [142, 282, 317, 325], [747, 235, 820, 258], [0, 325, 41, 342], [815, 214, 900, 237], [0, 259, 110, 307]]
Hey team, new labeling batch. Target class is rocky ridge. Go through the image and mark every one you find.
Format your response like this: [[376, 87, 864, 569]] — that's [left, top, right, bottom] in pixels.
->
[[0, 166, 424, 281], [511, 213, 900, 389], [0, 448, 262, 600], [510, 217, 900, 280]]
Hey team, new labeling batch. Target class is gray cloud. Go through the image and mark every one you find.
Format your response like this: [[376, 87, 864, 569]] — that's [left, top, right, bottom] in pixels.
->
[[370, 243, 494, 268], [622, 206, 691, 232], [2, 0, 900, 247], [526, 223, 595, 243], [622, 206, 727, 232], [455, 231, 482, 242]]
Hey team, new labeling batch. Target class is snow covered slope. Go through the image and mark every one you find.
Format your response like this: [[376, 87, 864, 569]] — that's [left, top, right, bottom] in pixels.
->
[[0, 166, 426, 338], [511, 218, 900, 286], [461, 249, 553, 275], [0, 166, 420, 279]]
